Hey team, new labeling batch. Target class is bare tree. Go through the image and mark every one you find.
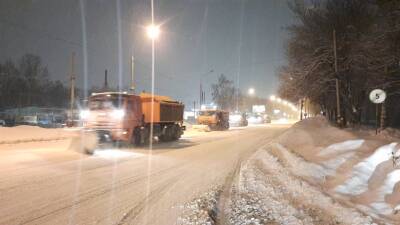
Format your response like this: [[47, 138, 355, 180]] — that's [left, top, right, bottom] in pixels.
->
[[211, 74, 236, 111]]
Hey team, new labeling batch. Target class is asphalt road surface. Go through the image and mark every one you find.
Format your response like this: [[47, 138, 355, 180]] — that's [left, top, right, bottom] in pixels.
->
[[0, 124, 289, 225]]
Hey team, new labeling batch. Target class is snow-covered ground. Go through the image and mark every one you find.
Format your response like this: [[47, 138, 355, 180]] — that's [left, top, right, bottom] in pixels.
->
[[273, 117, 400, 223], [0, 124, 291, 225], [179, 117, 400, 224], [0, 125, 79, 144]]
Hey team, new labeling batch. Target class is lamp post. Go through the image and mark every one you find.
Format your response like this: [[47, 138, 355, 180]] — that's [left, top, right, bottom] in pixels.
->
[[146, 23, 160, 149]]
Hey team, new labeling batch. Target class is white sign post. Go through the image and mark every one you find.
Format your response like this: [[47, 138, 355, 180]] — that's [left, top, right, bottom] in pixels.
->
[[369, 89, 386, 134]]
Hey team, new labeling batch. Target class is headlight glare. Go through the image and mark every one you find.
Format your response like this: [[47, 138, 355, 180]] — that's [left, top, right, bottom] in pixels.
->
[[80, 110, 90, 119], [111, 109, 125, 119]]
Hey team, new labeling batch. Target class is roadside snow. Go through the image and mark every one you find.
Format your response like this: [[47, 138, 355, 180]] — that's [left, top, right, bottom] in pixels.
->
[[176, 187, 221, 225], [0, 125, 78, 144], [335, 143, 398, 195], [271, 117, 400, 222], [227, 149, 376, 225], [177, 117, 400, 224], [318, 139, 364, 157], [369, 170, 400, 215], [273, 143, 329, 180]]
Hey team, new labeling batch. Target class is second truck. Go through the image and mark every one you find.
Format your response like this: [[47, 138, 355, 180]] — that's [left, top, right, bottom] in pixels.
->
[[81, 92, 185, 153], [197, 109, 229, 130]]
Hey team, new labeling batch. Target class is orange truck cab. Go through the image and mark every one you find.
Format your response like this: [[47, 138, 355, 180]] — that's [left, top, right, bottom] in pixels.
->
[[197, 109, 229, 130], [81, 92, 185, 152]]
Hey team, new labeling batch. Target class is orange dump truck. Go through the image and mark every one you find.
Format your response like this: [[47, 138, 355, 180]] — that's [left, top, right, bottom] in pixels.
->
[[81, 92, 185, 153], [197, 109, 230, 130]]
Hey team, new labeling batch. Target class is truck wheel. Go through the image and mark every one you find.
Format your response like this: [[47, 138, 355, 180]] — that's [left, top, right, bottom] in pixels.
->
[[85, 147, 95, 155], [143, 127, 150, 145], [133, 128, 142, 146], [173, 125, 181, 140], [159, 134, 167, 142]]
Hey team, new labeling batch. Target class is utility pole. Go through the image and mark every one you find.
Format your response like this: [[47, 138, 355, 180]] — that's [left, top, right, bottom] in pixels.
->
[[69, 52, 76, 126], [300, 98, 304, 120], [381, 65, 388, 131], [333, 29, 341, 125], [304, 98, 308, 118], [104, 69, 108, 90], [200, 82, 203, 107], [193, 101, 196, 118], [131, 56, 135, 93], [199, 70, 214, 108]]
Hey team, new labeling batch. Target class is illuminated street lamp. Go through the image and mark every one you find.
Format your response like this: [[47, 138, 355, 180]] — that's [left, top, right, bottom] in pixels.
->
[[146, 22, 160, 149], [146, 24, 160, 40], [269, 95, 276, 101], [248, 88, 255, 96]]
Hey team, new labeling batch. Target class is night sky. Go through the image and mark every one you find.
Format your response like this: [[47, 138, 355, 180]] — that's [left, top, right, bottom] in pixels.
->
[[0, 0, 296, 106]]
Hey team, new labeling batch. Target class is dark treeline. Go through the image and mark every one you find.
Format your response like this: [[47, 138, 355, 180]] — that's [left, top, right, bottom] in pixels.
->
[[278, 0, 400, 127], [0, 54, 69, 109]]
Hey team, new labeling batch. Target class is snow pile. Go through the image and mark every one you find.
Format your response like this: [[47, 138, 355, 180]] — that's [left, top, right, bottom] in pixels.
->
[[318, 139, 365, 157], [335, 143, 398, 195], [176, 187, 221, 225], [227, 149, 376, 225], [269, 117, 400, 223], [276, 116, 357, 161], [369, 170, 400, 215], [0, 125, 78, 144], [271, 143, 329, 180]]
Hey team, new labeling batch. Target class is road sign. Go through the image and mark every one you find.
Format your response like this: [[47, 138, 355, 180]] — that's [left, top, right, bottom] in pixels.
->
[[369, 89, 386, 104]]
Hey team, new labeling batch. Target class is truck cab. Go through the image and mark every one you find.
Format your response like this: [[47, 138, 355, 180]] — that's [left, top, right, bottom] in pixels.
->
[[82, 92, 143, 144]]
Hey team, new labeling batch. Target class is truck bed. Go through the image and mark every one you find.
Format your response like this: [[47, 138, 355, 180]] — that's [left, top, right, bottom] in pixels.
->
[[140, 94, 184, 123]]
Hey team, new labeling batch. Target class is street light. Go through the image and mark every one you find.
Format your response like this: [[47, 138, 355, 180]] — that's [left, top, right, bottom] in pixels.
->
[[146, 24, 160, 40], [269, 95, 276, 101], [248, 88, 255, 96], [147, 23, 160, 149]]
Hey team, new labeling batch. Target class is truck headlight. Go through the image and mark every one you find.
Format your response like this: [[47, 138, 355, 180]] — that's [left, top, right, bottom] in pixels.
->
[[80, 110, 90, 119], [111, 109, 125, 119]]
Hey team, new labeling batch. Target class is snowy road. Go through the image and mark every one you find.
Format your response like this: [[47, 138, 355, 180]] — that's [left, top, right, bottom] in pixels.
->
[[0, 124, 289, 225]]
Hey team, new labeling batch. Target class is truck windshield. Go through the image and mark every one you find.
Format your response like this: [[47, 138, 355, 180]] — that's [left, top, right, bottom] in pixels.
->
[[199, 111, 216, 116], [89, 98, 124, 110]]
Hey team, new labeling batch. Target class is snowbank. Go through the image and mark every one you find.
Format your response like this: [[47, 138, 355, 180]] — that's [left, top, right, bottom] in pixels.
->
[[271, 117, 400, 223], [0, 125, 79, 144], [176, 187, 221, 225], [173, 117, 400, 224], [226, 149, 376, 225]]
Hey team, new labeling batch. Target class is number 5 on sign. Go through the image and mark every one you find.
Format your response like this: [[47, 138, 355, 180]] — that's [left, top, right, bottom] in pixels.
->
[[369, 89, 386, 104]]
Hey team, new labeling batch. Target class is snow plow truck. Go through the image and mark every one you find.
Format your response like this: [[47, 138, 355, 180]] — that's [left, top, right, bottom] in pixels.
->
[[81, 92, 185, 154], [196, 109, 229, 131]]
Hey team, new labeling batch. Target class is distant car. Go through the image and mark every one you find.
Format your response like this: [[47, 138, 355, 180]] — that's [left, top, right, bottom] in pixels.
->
[[247, 113, 263, 124], [263, 114, 271, 123], [229, 112, 248, 127]]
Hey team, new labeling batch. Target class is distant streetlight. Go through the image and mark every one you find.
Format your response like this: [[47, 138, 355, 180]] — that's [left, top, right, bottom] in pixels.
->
[[146, 24, 160, 40], [248, 88, 255, 96], [269, 95, 276, 101]]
